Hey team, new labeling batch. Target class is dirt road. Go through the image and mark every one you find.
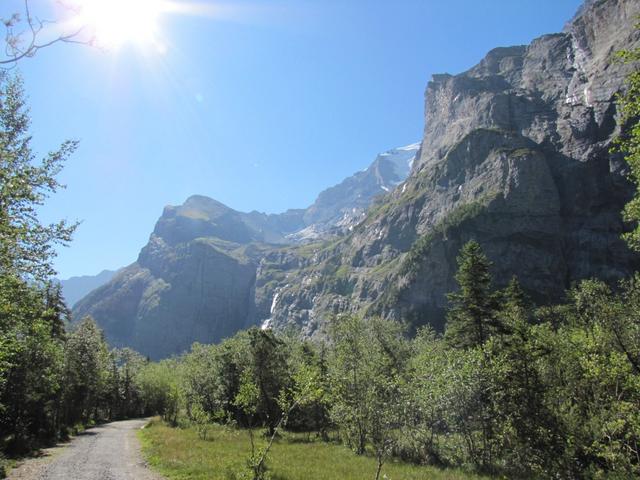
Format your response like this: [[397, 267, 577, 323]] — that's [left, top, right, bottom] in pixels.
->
[[7, 419, 163, 480]]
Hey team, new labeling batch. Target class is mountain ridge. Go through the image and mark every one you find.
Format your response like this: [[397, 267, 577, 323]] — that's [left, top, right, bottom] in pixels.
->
[[72, 144, 419, 358]]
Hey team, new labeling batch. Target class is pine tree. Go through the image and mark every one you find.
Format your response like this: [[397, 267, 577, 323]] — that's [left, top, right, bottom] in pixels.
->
[[445, 240, 501, 349]]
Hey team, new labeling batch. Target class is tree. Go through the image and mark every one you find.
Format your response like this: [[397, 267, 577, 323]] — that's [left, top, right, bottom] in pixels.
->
[[113, 348, 146, 418], [445, 240, 502, 349], [327, 315, 370, 455], [365, 318, 410, 480], [0, 276, 65, 451], [62, 316, 111, 426], [235, 343, 324, 480], [613, 41, 640, 250], [244, 328, 290, 435], [284, 340, 331, 438], [182, 343, 225, 439], [328, 315, 409, 479], [0, 73, 78, 281], [137, 360, 182, 423], [487, 278, 561, 476], [0, 72, 77, 449]]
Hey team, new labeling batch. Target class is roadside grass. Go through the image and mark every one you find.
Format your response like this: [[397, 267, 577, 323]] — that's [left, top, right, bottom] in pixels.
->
[[139, 420, 488, 480], [0, 456, 16, 479]]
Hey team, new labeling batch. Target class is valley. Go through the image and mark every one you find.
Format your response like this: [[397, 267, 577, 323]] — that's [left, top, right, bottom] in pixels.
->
[[2, 1, 640, 479]]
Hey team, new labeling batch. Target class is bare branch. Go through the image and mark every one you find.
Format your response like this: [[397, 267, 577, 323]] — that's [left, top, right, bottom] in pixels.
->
[[0, 0, 90, 67]]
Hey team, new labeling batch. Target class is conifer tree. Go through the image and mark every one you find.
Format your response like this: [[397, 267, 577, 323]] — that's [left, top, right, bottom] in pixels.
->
[[445, 240, 501, 349]]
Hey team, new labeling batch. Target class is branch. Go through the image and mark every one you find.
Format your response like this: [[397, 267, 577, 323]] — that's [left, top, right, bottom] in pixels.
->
[[0, 0, 90, 67]]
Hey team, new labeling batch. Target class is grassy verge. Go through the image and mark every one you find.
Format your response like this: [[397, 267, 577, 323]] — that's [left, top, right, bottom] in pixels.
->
[[138, 420, 488, 480], [0, 457, 16, 479]]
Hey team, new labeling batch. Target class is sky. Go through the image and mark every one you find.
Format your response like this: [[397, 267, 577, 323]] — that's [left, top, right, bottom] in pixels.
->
[[8, 0, 583, 279]]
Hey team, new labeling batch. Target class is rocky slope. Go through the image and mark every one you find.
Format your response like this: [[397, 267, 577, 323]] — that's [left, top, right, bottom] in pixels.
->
[[263, 0, 640, 335], [73, 146, 418, 358], [292, 144, 419, 240]]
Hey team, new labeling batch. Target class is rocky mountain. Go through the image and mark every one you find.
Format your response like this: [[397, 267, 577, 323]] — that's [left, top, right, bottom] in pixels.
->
[[72, 145, 418, 358], [58, 270, 117, 308], [75, 0, 640, 358], [292, 144, 419, 241], [262, 0, 640, 336]]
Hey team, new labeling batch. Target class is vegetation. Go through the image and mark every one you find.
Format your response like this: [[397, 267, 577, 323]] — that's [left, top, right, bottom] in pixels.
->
[[139, 420, 488, 480], [614, 41, 640, 250], [129, 253, 640, 479], [1, 15, 640, 480], [0, 72, 174, 469]]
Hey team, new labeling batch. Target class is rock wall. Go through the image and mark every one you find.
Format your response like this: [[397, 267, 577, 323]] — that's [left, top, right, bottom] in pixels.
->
[[266, 0, 640, 334]]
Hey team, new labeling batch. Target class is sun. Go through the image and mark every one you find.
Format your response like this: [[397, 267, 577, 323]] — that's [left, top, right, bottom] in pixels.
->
[[69, 0, 169, 49]]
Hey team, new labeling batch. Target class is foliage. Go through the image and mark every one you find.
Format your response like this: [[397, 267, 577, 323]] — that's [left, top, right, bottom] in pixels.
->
[[132, 254, 640, 478], [0, 73, 78, 452], [445, 241, 503, 349], [0, 74, 77, 282], [232, 330, 326, 480], [613, 44, 640, 251], [328, 315, 410, 479]]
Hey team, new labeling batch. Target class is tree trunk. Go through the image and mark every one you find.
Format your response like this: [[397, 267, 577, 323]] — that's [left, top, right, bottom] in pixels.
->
[[375, 454, 384, 480]]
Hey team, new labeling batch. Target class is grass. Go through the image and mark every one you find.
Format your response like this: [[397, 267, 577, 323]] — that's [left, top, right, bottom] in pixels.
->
[[0, 457, 16, 479], [139, 420, 488, 480]]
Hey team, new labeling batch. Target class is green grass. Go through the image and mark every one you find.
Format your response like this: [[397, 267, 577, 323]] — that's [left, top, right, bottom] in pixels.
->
[[0, 457, 16, 479], [139, 420, 488, 480]]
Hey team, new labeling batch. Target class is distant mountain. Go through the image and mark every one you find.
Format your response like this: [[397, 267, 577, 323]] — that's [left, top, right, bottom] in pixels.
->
[[292, 144, 419, 241], [59, 270, 117, 308], [72, 144, 417, 358]]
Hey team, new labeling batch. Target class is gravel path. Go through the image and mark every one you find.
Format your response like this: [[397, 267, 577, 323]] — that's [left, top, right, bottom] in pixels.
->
[[7, 419, 164, 480]]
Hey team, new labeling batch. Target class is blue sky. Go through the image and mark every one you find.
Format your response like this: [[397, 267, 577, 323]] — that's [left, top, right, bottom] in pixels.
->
[[13, 0, 582, 278]]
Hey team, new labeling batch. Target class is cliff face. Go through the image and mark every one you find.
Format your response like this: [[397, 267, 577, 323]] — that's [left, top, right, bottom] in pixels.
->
[[264, 0, 640, 335]]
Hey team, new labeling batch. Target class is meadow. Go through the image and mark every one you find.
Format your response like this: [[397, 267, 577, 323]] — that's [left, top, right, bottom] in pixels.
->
[[139, 420, 488, 480]]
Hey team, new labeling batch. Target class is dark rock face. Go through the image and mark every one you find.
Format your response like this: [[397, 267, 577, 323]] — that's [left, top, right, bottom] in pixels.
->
[[264, 0, 640, 335]]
